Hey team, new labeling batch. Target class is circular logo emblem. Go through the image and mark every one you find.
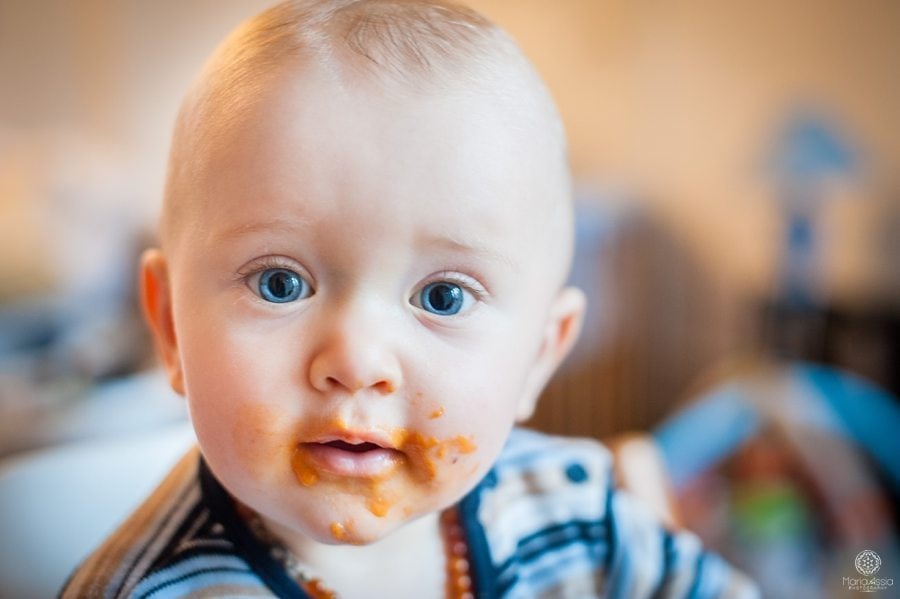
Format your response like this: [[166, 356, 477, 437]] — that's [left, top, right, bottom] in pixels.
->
[[855, 550, 882, 576]]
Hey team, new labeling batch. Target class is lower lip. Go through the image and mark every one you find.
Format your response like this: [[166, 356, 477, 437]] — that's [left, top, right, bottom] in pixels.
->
[[299, 443, 403, 477]]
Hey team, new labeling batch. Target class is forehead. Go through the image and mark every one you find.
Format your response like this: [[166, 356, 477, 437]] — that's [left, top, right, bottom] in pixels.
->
[[163, 61, 573, 297], [191, 63, 559, 237]]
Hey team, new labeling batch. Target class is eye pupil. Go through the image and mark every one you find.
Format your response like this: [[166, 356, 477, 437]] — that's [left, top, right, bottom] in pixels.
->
[[259, 269, 303, 303], [423, 283, 463, 315], [269, 273, 291, 297]]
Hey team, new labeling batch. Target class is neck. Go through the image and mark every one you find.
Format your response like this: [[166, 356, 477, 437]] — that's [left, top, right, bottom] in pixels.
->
[[263, 512, 445, 597]]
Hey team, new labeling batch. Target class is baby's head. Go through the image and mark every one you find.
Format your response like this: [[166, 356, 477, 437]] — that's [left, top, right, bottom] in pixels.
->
[[142, 0, 585, 546]]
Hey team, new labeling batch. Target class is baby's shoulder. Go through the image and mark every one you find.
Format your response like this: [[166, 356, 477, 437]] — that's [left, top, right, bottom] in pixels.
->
[[475, 428, 615, 538], [492, 427, 614, 495]]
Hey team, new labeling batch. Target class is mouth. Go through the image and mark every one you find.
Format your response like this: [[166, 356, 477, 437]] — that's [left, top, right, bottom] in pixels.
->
[[323, 440, 382, 453], [298, 435, 403, 478]]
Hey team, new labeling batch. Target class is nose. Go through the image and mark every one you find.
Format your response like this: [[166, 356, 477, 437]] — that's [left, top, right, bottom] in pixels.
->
[[308, 304, 402, 395]]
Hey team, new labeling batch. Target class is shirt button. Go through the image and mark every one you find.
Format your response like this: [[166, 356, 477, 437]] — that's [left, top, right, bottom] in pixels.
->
[[565, 462, 588, 483]]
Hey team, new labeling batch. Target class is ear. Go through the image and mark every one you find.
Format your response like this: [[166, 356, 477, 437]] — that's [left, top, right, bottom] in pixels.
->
[[516, 286, 586, 421], [140, 248, 185, 395]]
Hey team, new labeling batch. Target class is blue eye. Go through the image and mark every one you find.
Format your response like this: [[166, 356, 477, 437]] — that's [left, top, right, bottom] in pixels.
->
[[419, 282, 464, 315], [258, 268, 309, 303]]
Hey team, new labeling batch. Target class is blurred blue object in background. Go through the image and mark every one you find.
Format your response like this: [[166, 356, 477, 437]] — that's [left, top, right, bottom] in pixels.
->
[[654, 382, 762, 489], [801, 364, 900, 493], [767, 110, 860, 309], [655, 362, 900, 493], [769, 111, 857, 186]]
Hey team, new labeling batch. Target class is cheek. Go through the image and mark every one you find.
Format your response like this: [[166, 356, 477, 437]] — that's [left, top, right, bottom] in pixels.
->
[[418, 323, 541, 472], [230, 402, 296, 473], [179, 301, 299, 409], [419, 363, 520, 477], [433, 337, 534, 416], [178, 319, 300, 480]]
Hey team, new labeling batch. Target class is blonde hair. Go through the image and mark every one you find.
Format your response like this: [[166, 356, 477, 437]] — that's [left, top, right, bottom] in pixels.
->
[[162, 0, 568, 253], [243, 0, 504, 78]]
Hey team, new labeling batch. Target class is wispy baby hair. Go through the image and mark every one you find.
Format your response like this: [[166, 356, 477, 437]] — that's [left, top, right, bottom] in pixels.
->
[[205, 0, 519, 93]]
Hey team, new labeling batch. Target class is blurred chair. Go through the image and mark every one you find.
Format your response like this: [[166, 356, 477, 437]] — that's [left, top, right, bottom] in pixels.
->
[[0, 421, 194, 599]]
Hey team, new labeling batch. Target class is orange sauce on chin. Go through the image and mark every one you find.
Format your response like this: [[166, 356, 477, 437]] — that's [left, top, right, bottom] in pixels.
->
[[367, 495, 392, 517], [330, 521, 352, 541]]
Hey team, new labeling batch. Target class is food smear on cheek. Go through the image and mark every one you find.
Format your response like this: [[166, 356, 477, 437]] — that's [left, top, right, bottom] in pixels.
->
[[393, 429, 477, 481], [436, 436, 476, 460], [429, 406, 445, 419]]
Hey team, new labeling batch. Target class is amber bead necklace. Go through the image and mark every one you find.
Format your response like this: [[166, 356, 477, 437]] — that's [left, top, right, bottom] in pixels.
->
[[243, 506, 475, 599]]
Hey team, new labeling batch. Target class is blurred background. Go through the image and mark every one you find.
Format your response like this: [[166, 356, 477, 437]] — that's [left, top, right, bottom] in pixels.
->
[[1, 1, 898, 597]]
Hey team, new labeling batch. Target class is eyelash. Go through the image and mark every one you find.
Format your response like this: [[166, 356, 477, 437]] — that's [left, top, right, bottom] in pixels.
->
[[418, 271, 487, 301], [237, 256, 308, 281]]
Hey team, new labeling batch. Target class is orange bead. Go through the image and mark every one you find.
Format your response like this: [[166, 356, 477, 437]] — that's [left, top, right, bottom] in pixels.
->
[[452, 557, 470, 574]]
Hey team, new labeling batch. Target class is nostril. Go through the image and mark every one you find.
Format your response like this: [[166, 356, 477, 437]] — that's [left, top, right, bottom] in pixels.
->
[[324, 376, 353, 391], [322, 376, 394, 394]]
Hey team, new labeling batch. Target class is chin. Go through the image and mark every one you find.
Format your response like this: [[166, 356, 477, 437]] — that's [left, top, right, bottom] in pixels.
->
[[283, 506, 405, 547]]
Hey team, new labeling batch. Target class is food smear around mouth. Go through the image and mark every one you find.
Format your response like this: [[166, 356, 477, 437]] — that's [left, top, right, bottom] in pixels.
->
[[290, 421, 478, 518], [291, 446, 319, 486], [430, 406, 445, 419]]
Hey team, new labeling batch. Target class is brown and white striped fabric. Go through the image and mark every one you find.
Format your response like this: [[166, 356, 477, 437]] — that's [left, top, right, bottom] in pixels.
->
[[60, 448, 282, 598]]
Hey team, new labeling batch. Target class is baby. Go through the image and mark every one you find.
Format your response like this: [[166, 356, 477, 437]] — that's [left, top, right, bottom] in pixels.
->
[[63, 1, 758, 597]]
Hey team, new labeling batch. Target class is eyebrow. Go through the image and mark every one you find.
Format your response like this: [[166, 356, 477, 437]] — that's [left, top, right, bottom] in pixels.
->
[[210, 217, 311, 242], [211, 218, 519, 271], [420, 234, 519, 272]]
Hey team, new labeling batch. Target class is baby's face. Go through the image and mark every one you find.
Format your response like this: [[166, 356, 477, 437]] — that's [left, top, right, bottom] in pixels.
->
[[149, 63, 581, 545]]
